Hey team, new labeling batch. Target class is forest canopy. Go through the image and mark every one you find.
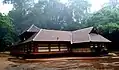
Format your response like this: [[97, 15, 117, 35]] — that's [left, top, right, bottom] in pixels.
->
[[1, 0, 119, 51]]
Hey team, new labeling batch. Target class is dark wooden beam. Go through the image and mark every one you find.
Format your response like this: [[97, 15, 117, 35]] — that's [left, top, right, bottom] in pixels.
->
[[34, 42, 38, 53], [48, 44, 51, 52], [58, 43, 60, 51]]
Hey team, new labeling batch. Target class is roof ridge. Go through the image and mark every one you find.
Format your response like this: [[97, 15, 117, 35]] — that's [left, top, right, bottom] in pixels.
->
[[27, 24, 40, 32], [19, 24, 40, 36], [27, 24, 34, 31], [88, 34, 91, 42], [71, 31, 73, 44], [33, 29, 43, 41], [73, 27, 93, 32], [43, 29, 71, 32]]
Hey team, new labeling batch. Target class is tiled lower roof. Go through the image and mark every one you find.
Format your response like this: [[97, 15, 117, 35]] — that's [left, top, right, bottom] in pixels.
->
[[21, 27, 111, 44]]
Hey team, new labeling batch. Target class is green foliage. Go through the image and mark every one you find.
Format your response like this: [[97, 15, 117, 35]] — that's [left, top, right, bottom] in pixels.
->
[[98, 23, 119, 34], [85, 7, 119, 27], [69, 0, 91, 23], [0, 13, 15, 52], [83, 1, 119, 45], [97, 23, 119, 43], [4, 0, 91, 32]]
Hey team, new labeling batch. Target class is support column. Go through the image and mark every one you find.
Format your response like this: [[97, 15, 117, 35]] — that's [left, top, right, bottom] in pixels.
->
[[58, 44, 60, 51], [23, 44, 25, 53], [29, 42, 32, 53], [68, 44, 72, 53], [48, 44, 51, 52], [34, 43, 38, 53], [26, 44, 28, 53], [93, 43, 95, 48]]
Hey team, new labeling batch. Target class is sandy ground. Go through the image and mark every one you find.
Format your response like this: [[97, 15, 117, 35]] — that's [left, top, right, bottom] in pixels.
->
[[0, 57, 14, 70], [0, 56, 119, 70]]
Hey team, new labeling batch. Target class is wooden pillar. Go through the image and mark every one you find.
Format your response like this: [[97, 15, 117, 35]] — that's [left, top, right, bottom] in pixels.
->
[[23, 44, 25, 53], [93, 43, 95, 48], [34, 42, 38, 53], [28, 43, 30, 52], [31, 42, 33, 53], [31, 43, 33, 52], [26, 43, 29, 53], [48, 44, 51, 52], [67, 44, 69, 52], [58, 44, 60, 51], [24, 44, 26, 53], [68, 44, 72, 53], [29, 42, 32, 53]]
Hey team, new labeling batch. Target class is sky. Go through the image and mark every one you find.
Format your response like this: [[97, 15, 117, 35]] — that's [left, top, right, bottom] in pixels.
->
[[0, 0, 13, 14], [89, 0, 109, 12], [0, 0, 109, 14]]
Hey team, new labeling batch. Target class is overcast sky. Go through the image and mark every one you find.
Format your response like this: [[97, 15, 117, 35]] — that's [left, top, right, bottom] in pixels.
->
[[0, 0, 109, 14], [90, 0, 109, 12]]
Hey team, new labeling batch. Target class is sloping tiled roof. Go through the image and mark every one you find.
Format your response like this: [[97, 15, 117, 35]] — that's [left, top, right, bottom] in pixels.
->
[[21, 26, 111, 44], [23, 32, 38, 43], [89, 33, 111, 42], [72, 27, 93, 43], [33, 29, 71, 42], [23, 29, 71, 43], [33, 29, 71, 41], [72, 27, 111, 43], [20, 24, 40, 35], [73, 27, 93, 34], [26, 24, 40, 32]]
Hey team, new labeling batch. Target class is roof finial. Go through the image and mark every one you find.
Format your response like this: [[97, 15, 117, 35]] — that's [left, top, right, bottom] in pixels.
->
[[57, 37, 59, 40]]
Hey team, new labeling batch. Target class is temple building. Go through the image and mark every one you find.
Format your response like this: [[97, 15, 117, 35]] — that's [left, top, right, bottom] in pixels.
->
[[10, 24, 111, 57]]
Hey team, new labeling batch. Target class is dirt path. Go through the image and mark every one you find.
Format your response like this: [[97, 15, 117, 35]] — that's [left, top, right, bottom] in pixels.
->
[[1, 57, 119, 70], [0, 57, 11, 70]]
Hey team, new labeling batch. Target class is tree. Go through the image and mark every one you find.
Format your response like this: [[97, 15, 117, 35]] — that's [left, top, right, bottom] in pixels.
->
[[84, 1, 119, 50], [4, 0, 35, 33], [108, 0, 119, 8], [0, 13, 15, 52], [69, 0, 91, 23], [5, 0, 91, 32], [85, 6, 119, 26], [23, 0, 73, 30]]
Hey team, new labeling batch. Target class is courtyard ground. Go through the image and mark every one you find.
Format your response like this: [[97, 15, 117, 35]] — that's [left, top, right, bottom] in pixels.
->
[[0, 53, 119, 70]]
